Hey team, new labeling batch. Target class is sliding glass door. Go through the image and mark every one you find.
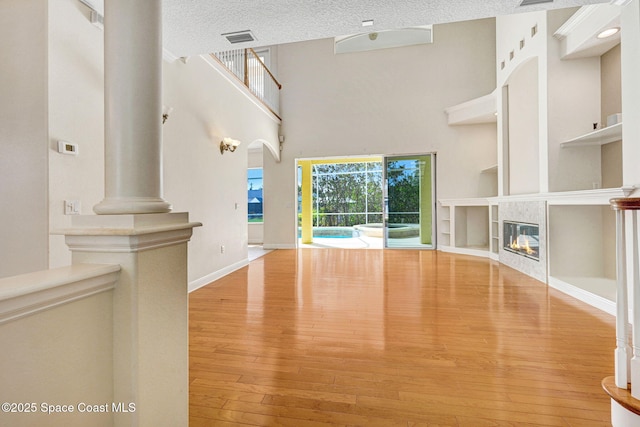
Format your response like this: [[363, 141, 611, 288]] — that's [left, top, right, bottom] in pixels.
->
[[383, 154, 436, 249]]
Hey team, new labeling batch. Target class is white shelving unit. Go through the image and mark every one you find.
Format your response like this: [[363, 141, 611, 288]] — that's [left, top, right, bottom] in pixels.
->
[[439, 198, 491, 258], [560, 122, 622, 148], [489, 203, 499, 260]]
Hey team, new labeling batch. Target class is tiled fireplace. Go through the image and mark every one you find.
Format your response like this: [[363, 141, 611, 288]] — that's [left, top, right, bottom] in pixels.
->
[[498, 201, 547, 282], [503, 221, 540, 260]]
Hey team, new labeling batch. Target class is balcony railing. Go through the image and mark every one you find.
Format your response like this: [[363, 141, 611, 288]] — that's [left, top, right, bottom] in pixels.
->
[[211, 48, 282, 119]]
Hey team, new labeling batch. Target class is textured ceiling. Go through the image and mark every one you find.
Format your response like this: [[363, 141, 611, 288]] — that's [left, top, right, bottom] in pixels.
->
[[85, 0, 609, 56]]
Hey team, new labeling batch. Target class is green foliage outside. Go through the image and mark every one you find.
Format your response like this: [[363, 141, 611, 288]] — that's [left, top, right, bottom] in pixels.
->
[[297, 160, 421, 227], [386, 159, 421, 224]]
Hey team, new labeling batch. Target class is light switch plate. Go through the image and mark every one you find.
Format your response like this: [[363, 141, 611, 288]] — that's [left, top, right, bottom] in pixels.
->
[[64, 200, 81, 215]]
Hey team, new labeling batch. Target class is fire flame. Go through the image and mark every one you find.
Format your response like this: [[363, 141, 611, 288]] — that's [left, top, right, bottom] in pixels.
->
[[510, 234, 534, 255]]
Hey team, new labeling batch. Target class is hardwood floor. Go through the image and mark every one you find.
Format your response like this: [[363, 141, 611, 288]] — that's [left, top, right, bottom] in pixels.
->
[[189, 249, 615, 426]]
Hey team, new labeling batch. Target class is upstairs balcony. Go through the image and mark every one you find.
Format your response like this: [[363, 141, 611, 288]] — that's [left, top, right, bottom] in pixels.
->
[[211, 48, 282, 120]]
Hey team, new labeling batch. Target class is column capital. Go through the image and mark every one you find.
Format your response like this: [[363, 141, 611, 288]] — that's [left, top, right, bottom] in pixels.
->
[[59, 213, 201, 253]]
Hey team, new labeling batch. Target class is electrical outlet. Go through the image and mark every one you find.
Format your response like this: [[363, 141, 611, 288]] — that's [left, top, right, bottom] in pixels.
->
[[220, 245, 225, 254], [64, 200, 81, 215]]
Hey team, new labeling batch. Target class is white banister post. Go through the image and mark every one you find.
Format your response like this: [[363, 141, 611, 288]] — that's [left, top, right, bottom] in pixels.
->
[[615, 206, 631, 388], [631, 210, 640, 398]]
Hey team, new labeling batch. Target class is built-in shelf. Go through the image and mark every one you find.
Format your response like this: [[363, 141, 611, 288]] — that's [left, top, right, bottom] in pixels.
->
[[438, 198, 491, 258], [444, 90, 497, 125], [560, 122, 622, 148], [481, 165, 498, 174]]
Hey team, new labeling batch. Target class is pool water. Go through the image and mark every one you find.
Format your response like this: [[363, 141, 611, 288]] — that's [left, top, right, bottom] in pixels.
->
[[298, 227, 359, 239]]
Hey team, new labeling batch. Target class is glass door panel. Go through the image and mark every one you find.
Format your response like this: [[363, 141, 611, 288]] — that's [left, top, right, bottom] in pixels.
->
[[383, 154, 435, 249]]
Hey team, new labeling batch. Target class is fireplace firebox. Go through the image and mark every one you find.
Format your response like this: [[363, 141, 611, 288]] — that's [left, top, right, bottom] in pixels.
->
[[503, 221, 539, 260]]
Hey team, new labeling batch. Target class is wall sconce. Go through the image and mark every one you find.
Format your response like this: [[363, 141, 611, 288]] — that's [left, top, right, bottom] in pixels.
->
[[162, 105, 173, 124], [220, 137, 241, 154]]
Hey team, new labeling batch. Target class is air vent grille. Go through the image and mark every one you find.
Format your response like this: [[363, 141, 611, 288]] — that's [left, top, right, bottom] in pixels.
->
[[223, 30, 256, 44], [520, 0, 553, 5]]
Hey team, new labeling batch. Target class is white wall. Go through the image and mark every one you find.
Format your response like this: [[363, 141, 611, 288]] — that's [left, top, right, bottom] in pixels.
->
[[546, 8, 602, 193], [48, 0, 104, 269], [507, 58, 540, 195], [2, 0, 279, 284], [497, 9, 603, 195], [266, 18, 497, 248], [162, 56, 279, 285], [0, 291, 113, 427], [0, 0, 49, 278], [601, 44, 622, 189]]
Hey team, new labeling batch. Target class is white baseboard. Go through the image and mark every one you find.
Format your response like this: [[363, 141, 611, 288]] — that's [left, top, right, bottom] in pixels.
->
[[188, 258, 249, 293], [263, 243, 296, 250], [548, 276, 616, 316], [438, 245, 491, 259]]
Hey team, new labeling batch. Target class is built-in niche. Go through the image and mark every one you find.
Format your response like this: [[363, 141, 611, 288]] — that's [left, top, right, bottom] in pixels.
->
[[547, 204, 616, 310]]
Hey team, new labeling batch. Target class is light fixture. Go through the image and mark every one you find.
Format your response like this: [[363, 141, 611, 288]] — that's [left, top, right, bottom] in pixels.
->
[[597, 27, 620, 39], [220, 137, 241, 154], [162, 105, 173, 124]]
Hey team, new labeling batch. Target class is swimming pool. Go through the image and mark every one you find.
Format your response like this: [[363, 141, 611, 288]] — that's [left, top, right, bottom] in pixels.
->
[[298, 227, 358, 238]]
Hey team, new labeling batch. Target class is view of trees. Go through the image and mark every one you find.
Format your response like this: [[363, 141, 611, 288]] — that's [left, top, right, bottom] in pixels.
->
[[386, 159, 422, 224], [297, 160, 422, 227]]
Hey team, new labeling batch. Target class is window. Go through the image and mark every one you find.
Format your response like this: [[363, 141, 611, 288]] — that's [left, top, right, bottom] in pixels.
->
[[248, 168, 263, 223]]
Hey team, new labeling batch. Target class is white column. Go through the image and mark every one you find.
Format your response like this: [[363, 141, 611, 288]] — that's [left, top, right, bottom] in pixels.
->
[[93, 0, 171, 214]]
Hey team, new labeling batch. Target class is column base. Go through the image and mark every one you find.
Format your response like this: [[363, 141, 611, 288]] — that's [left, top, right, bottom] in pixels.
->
[[62, 213, 200, 427], [93, 197, 172, 215]]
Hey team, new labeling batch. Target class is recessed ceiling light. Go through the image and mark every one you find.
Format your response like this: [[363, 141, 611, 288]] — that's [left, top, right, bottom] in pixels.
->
[[362, 19, 374, 27], [597, 27, 620, 39]]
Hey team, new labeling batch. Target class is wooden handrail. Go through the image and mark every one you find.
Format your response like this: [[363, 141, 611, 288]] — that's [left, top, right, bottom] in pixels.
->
[[603, 376, 640, 415], [248, 48, 282, 90], [611, 197, 640, 210], [208, 52, 282, 121]]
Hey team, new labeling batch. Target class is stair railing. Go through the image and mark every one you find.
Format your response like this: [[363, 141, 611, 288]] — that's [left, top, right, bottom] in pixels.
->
[[211, 48, 282, 119]]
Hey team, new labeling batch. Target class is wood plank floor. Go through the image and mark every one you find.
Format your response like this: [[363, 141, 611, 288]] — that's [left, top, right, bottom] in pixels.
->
[[189, 249, 615, 426]]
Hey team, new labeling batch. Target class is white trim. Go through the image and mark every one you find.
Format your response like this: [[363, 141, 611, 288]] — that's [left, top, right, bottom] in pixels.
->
[[64, 226, 198, 253], [57, 213, 201, 253], [189, 259, 250, 293], [553, 5, 600, 40], [490, 186, 635, 205], [439, 197, 490, 207], [438, 245, 491, 258], [0, 264, 120, 324], [163, 48, 180, 63], [263, 243, 297, 250], [548, 276, 616, 316]]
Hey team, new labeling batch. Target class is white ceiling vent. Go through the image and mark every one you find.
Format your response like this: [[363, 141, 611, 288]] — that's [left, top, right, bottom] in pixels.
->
[[520, 0, 553, 5], [222, 30, 256, 44]]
